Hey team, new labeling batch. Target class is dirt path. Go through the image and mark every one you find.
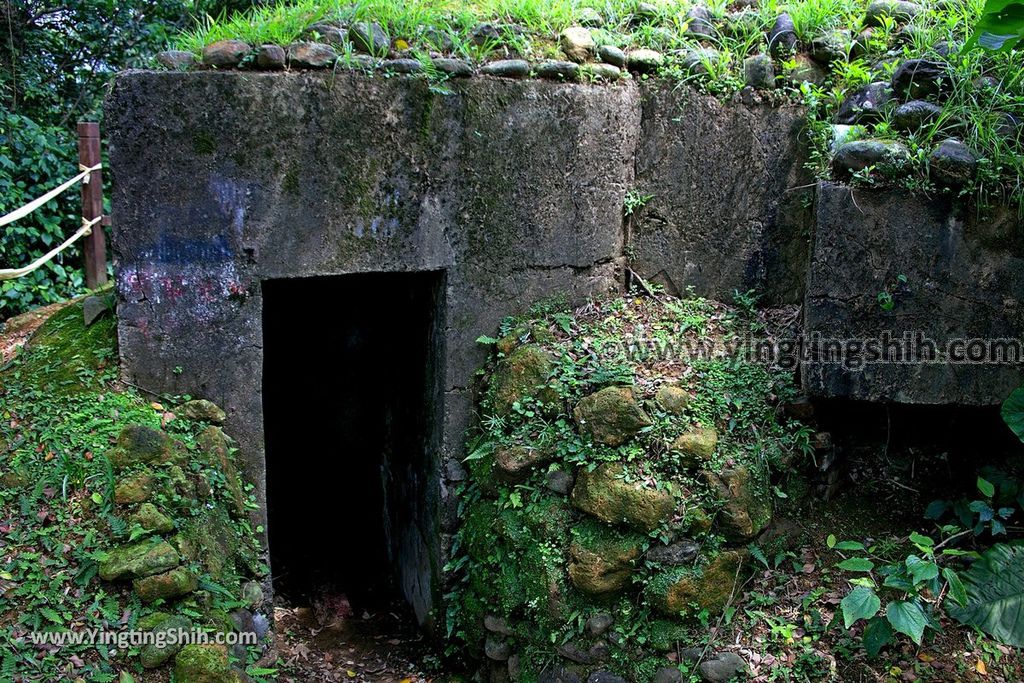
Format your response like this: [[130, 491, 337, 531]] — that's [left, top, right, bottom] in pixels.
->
[[273, 596, 440, 683], [0, 300, 72, 364]]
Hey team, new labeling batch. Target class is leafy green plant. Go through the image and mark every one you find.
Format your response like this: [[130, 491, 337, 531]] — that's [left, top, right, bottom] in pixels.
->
[[624, 190, 654, 217], [829, 529, 967, 655], [968, 0, 1024, 51], [926, 473, 1020, 537], [1001, 385, 1024, 442]]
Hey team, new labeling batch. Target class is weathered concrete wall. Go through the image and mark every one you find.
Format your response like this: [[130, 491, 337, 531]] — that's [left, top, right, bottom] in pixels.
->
[[105, 71, 637, 627], [631, 86, 813, 304], [804, 182, 1024, 404]]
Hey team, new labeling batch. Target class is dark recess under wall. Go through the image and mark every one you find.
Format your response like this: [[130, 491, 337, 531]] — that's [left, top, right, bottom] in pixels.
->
[[813, 399, 1024, 497], [262, 271, 444, 611]]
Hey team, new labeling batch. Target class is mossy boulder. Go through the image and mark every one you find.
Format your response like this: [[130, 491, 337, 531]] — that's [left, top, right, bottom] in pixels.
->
[[571, 463, 675, 532], [461, 499, 572, 627], [496, 323, 555, 356], [106, 425, 173, 469], [197, 426, 245, 516], [574, 386, 652, 447], [655, 384, 690, 415], [99, 539, 180, 581], [130, 502, 175, 534], [670, 427, 718, 468], [140, 614, 193, 668], [568, 523, 644, 595], [174, 644, 244, 683], [178, 399, 227, 424], [494, 444, 553, 482], [241, 580, 264, 609], [134, 566, 198, 602], [704, 466, 771, 541], [647, 550, 747, 615], [489, 345, 557, 415], [114, 472, 154, 505], [138, 611, 174, 630], [173, 507, 240, 580], [1, 464, 30, 489]]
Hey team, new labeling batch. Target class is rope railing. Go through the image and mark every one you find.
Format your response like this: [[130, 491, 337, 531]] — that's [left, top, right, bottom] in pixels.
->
[[0, 216, 102, 281], [0, 163, 102, 229], [0, 154, 105, 282]]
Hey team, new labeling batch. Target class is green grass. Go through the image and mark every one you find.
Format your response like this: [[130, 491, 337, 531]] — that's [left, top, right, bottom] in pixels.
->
[[171, 0, 1022, 208]]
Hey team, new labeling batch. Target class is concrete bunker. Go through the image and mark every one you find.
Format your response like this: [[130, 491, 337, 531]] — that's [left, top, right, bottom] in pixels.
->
[[104, 70, 1024, 648], [263, 271, 445, 616]]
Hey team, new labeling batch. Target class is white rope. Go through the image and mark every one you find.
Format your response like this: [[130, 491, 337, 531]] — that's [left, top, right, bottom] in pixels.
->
[[0, 216, 102, 281], [0, 163, 102, 229]]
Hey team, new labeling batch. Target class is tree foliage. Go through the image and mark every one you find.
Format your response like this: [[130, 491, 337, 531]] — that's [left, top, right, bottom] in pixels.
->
[[0, 1, 261, 318]]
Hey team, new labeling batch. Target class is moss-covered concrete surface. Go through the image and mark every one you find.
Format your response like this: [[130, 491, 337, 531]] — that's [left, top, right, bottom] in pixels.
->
[[162, 0, 1023, 209]]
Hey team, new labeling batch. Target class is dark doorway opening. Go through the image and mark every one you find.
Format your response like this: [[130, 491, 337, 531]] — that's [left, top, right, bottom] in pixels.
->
[[262, 271, 445, 622]]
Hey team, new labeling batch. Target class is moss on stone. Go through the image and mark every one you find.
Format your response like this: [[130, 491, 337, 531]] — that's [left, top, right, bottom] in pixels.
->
[[174, 643, 242, 683], [138, 611, 174, 631], [670, 426, 718, 469], [647, 550, 747, 616], [487, 345, 557, 416], [99, 539, 180, 581], [130, 502, 176, 533], [178, 399, 226, 424], [134, 566, 198, 602], [493, 444, 552, 482], [197, 426, 246, 517], [571, 463, 675, 532], [140, 614, 193, 668], [107, 425, 174, 469], [453, 293, 813, 666], [567, 520, 644, 595], [15, 299, 117, 394], [655, 384, 690, 415], [573, 386, 652, 447], [173, 506, 239, 580], [704, 466, 772, 541], [114, 472, 154, 505]]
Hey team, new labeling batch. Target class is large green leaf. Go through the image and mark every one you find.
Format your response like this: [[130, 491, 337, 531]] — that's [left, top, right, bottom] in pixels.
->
[[841, 586, 881, 628], [1001, 387, 1024, 443], [944, 567, 968, 608], [887, 600, 928, 644], [948, 542, 1024, 647], [837, 558, 875, 572], [862, 616, 894, 658], [968, 0, 1024, 51]]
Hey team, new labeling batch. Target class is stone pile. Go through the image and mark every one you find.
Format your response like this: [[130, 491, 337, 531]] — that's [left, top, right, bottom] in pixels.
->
[[96, 403, 265, 681], [461, 325, 810, 682]]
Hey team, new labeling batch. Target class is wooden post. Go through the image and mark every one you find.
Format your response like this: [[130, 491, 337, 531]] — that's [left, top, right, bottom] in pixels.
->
[[77, 122, 108, 289]]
